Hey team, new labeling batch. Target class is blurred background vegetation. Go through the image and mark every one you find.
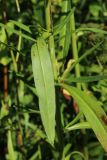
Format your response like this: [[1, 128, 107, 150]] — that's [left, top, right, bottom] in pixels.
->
[[0, 0, 107, 160]]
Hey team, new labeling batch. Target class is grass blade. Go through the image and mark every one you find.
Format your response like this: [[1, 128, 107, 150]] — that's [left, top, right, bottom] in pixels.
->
[[9, 20, 31, 33], [57, 0, 71, 71], [65, 122, 91, 132], [53, 8, 75, 36], [70, 41, 103, 71], [77, 27, 107, 34], [7, 130, 16, 160], [31, 37, 56, 145], [60, 83, 107, 152], [64, 74, 107, 83]]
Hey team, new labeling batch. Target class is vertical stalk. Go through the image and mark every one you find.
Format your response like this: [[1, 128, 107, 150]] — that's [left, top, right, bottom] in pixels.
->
[[70, 11, 89, 160], [58, 0, 70, 74], [15, 0, 20, 12], [71, 12, 81, 89], [1, 0, 8, 98], [4, 66, 8, 97], [45, 0, 57, 80]]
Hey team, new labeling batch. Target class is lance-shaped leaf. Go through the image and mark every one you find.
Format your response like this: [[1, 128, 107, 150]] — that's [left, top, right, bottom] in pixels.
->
[[31, 37, 56, 145], [7, 130, 16, 160], [60, 83, 107, 152]]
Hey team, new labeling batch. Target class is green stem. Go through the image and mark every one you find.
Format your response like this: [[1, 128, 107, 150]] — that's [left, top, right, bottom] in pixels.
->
[[71, 11, 89, 160], [16, 34, 22, 62], [45, 0, 57, 80], [45, 1, 63, 158], [71, 12, 81, 89], [10, 50, 18, 72], [57, 0, 69, 74], [15, 0, 20, 12]]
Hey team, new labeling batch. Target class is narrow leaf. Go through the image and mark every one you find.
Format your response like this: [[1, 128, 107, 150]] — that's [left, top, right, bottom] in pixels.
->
[[7, 130, 16, 160], [0, 23, 36, 42], [57, 0, 71, 68], [53, 8, 75, 35], [31, 37, 56, 145], [0, 40, 24, 56], [64, 74, 107, 83], [65, 122, 91, 132], [77, 27, 107, 34], [60, 84, 107, 152], [70, 41, 103, 71], [61, 41, 103, 80], [9, 20, 31, 33]]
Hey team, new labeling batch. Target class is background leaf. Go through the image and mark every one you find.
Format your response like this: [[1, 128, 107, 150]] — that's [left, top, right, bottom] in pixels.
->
[[60, 83, 107, 152], [7, 130, 16, 160]]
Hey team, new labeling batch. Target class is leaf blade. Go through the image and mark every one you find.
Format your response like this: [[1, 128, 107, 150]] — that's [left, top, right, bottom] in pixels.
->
[[9, 20, 31, 33], [31, 37, 56, 145], [0, 23, 36, 42], [64, 74, 107, 83], [7, 130, 16, 160], [60, 84, 107, 152]]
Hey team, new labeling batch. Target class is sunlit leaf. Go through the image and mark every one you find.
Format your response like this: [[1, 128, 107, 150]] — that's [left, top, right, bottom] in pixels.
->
[[7, 130, 16, 160], [0, 101, 9, 119], [65, 122, 91, 132], [31, 37, 56, 145]]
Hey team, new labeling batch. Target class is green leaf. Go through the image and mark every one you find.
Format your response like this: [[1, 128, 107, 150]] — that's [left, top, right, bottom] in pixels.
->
[[77, 27, 107, 35], [0, 56, 11, 65], [0, 27, 6, 51], [89, 4, 101, 17], [57, 0, 71, 68], [7, 130, 16, 160], [0, 101, 9, 119], [60, 84, 107, 152], [31, 37, 56, 145], [25, 84, 37, 95], [65, 122, 91, 132], [65, 151, 85, 160], [61, 42, 103, 80], [0, 40, 24, 56], [64, 74, 107, 83], [9, 20, 31, 33], [63, 143, 72, 157], [53, 8, 75, 35], [70, 41, 103, 71], [65, 112, 82, 129], [0, 23, 36, 42]]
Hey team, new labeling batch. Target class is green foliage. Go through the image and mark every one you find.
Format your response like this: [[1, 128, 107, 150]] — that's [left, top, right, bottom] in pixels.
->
[[31, 37, 56, 145], [0, 0, 107, 159]]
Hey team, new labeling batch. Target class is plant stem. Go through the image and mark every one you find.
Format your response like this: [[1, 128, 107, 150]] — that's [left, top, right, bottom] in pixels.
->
[[70, 11, 89, 160], [71, 12, 81, 89], [4, 66, 8, 97], [45, 1, 63, 158], [58, 0, 69, 74], [16, 34, 22, 62], [1, 0, 8, 97], [45, 0, 57, 80], [15, 0, 20, 12]]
